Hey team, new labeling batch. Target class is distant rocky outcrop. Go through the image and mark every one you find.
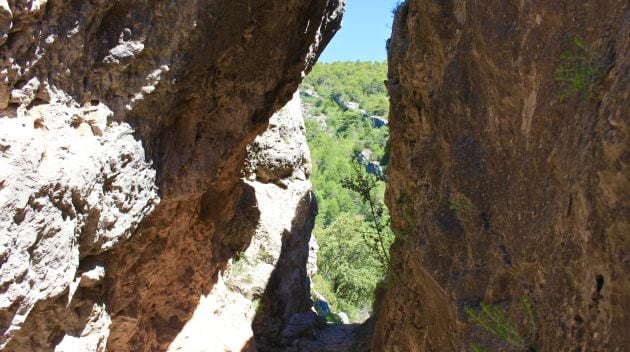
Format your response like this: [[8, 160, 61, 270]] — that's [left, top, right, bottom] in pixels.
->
[[369, 116, 388, 128], [365, 161, 385, 180], [357, 149, 386, 180], [332, 95, 370, 116]]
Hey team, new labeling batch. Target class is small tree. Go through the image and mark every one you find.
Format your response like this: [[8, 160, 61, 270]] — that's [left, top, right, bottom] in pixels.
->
[[341, 159, 392, 269], [341, 159, 424, 298]]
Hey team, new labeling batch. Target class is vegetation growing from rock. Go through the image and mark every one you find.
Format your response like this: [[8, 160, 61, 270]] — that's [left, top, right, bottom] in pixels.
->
[[555, 37, 610, 101], [300, 61, 391, 322], [465, 296, 538, 352]]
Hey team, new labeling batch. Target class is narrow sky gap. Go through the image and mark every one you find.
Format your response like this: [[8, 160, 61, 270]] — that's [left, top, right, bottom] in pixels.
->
[[319, 0, 400, 62]]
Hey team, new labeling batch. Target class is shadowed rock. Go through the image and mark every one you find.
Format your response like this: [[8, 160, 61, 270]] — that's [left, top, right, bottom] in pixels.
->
[[375, 1, 629, 351]]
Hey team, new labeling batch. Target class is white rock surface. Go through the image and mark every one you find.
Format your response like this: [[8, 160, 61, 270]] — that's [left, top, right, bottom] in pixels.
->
[[244, 90, 312, 184], [0, 87, 159, 349], [168, 92, 318, 351], [54, 303, 111, 352]]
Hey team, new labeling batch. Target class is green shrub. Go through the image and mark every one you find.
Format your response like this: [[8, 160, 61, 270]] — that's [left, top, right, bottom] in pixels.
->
[[315, 213, 389, 322], [257, 245, 275, 265], [555, 37, 609, 101], [449, 193, 476, 215], [341, 160, 393, 268], [465, 296, 538, 351], [465, 303, 526, 349]]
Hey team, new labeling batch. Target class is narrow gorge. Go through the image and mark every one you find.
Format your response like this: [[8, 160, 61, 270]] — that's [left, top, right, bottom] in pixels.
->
[[0, 1, 628, 352]]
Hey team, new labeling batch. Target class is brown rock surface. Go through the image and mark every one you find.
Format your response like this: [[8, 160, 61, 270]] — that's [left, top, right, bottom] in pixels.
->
[[0, 1, 343, 351], [376, 1, 629, 351]]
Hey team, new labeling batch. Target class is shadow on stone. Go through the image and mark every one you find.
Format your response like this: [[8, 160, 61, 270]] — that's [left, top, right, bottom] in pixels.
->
[[250, 190, 318, 350], [245, 190, 372, 352]]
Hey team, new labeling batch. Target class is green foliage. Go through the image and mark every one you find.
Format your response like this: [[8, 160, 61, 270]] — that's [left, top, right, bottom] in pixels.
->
[[231, 251, 261, 283], [258, 246, 275, 265], [465, 303, 526, 349], [303, 61, 390, 229], [555, 37, 609, 101], [449, 193, 476, 215], [314, 213, 389, 321], [304, 118, 363, 227], [301, 61, 391, 322], [314, 159, 394, 322], [520, 295, 538, 340], [252, 298, 263, 315], [341, 160, 393, 268], [230, 252, 247, 276], [470, 343, 491, 352], [303, 61, 389, 117], [324, 311, 343, 324], [465, 297, 538, 351]]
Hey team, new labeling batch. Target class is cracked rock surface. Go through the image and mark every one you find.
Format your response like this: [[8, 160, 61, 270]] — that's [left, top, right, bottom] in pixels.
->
[[0, 1, 343, 351]]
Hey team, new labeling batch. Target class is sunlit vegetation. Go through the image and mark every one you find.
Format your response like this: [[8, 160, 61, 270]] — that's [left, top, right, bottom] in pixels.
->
[[301, 61, 392, 322]]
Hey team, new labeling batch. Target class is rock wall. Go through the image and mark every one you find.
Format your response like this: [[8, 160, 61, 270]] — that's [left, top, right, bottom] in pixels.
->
[[376, 1, 629, 351], [245, 92, 319, 350], [167, 91, 319, 352], [0, 1, 343, 351]]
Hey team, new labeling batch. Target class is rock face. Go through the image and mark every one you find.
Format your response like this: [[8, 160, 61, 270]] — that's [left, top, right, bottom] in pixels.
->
[[0, 1, 343, 351], [245, 92, 318, 349], [166, 91, 318, 352], [244, 91, 312, 187], [376, 1, 629, 351]]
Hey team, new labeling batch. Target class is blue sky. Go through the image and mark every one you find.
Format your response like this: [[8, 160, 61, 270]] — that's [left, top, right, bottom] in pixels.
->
[[319, 0, 401, 62]]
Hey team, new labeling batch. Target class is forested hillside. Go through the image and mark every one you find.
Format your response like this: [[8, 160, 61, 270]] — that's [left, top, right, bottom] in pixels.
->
[[300, 61, 392, 322]]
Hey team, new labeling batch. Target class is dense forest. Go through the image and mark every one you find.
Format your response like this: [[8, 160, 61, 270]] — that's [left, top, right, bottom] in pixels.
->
[[300, 61, 392, 322]]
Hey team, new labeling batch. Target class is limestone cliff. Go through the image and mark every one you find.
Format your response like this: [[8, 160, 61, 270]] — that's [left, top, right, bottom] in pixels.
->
[[167, 91, 318, 352], [377, 1, 629, 351], [0, 1, 343, 351]]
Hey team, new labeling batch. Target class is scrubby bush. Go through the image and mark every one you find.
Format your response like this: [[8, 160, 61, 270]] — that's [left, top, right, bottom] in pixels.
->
[[555, 37, 610, 101]]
